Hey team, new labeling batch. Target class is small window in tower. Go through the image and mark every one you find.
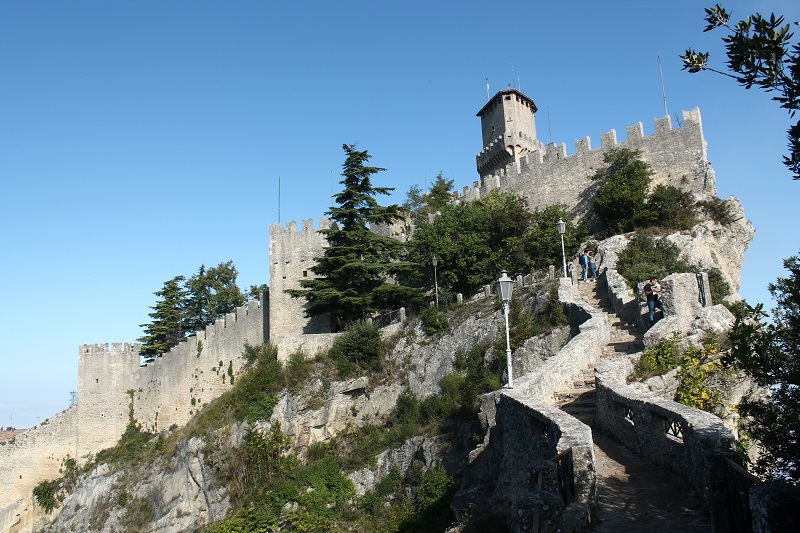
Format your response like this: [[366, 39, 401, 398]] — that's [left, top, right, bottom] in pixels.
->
[[504, 96, 511, 101], [303, 270, 308, 277], [96, 379, 99, 384]]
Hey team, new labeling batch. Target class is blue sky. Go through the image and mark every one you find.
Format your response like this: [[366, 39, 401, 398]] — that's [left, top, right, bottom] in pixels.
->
[[1, 0, 798, 429]]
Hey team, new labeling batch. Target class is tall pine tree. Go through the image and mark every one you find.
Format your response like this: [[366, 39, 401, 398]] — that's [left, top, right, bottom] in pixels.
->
[[138, 276, 187, 361], [288, 144, 422, 329]]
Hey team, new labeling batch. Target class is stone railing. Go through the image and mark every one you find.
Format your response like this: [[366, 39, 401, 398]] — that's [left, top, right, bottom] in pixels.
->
[[595, 355, 736, 505], [455, 277, 607, 531], [511, 278, 610, 403]]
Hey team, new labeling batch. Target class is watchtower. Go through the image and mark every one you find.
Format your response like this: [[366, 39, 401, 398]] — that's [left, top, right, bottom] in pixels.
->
[[476, 88, 540, 176]]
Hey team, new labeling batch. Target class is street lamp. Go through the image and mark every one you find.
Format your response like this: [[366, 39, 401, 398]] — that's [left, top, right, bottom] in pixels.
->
[[557, 218, 567, 278], [495, 270, 514, 389], [432, 256, 439, 308]]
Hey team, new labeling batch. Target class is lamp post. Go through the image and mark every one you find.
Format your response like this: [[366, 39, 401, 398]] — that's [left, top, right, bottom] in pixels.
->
[[432, 256, 439, 308], [557, 218, 567, 278], [496, 270, 514, 389]]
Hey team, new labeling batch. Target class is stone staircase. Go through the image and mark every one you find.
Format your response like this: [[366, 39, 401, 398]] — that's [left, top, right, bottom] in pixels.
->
[[552, 279, 713, 531], [553, 279, 643, 424]]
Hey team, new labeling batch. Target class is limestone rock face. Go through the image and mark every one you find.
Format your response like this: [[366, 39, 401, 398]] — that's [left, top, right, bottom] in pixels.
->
[[271, 378, 405, 451], [596, 197, 754, 301], [389, 303, 500, 399], [347, 434, 455, 497], [37, 435, 234, 533]]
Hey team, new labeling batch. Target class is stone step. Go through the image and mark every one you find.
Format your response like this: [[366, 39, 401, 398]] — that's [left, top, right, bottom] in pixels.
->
[[554, 387, 596, 402], [573, 377, 596, 389], [606, 340, 644, 352], [561, 404, 597, 415], [562, 410, 596, 425]]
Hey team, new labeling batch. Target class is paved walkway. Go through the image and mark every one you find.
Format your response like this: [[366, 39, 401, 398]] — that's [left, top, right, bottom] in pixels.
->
[[555, 280, 712, 532]]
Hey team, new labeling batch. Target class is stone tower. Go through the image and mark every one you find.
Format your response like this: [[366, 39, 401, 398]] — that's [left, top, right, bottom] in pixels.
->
[[476, 88, 541, 177]]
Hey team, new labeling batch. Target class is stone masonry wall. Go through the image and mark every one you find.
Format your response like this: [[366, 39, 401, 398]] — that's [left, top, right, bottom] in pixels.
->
[[269, 219, 333, 341], [134, 295, 266, 432], [460, 108, 714, 220], [0, 297, 266, 523], [77, 343, 140, 459], [0, 407, 78, 528]]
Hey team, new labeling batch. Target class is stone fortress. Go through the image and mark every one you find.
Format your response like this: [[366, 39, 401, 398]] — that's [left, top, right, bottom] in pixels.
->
[[0, 88, 728, 532]]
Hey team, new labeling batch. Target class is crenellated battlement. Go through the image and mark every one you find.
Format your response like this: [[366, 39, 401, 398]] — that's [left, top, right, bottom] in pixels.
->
[[459, 108, 712, 215], [270, 218, 336, 234], [79, 342, 139, 356]]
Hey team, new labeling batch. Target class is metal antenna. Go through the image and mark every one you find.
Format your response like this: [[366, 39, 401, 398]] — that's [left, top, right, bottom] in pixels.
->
[[486, 78, 490, 100], [547, 106, 553, 144], [659, 53, 668, 117], [277, 176, 281, 224]]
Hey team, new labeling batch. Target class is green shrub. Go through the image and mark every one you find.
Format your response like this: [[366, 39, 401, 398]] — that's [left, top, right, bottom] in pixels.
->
[[707, 267, 731, 304], [32, 479, 59, 513], [592, 148, 653, 234], [420, 306, 449, 335], [698, 196, 735, 224], [616, 232, 687, 288], [329, 321, 383, 378], [636, 184, 698, 230], [675, 336, 724, 411], [631, 332, 682, 380]]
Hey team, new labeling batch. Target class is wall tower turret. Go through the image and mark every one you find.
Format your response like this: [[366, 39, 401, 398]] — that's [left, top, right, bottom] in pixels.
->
[[476, 88, 540, 176]]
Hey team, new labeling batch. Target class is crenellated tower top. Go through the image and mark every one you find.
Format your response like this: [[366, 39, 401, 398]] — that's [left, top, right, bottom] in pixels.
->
[[476, 88, 540, 176]]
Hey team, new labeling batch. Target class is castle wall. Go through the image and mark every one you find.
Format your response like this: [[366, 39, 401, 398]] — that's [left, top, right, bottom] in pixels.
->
[[269, 219, 332, 341], [463, 108, 714, 219], [0, 407, 78, 518], [133, 295, 266, 432], [77, 343, 140, 459]]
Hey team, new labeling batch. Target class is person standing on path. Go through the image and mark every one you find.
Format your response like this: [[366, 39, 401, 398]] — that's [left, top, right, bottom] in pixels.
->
[[588, 250, 598, 281], [644, 277, 663, 326], [580, 249, 590, 282]]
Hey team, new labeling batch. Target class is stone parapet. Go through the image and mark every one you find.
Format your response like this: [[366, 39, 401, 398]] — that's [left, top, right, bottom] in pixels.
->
[[460, 108, 714, 220], [595, 355, 735, 502]]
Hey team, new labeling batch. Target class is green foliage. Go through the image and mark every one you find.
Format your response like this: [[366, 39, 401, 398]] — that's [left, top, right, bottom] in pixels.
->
[[682, 5, 800, 179], [675, 337, 724, 411], [138, 261, 248, 361], [409, 191, 578, 297], [31, 455, 81, 514], [420, 306, 449, 335], [247, 284, 269, 300], [698, 196, 736, 224], [707, 267, 731, 304], [32, 479, 60, 513], [287, 144, 423, 327], [183, 344, 285, 438], [726, 254, 800, 481], [592, 148, 653, 234], [631, 332, 682, 380], [523, 204, 589, 270], [616, 231, 731, 303], [409, 191, 531, 295], [636, 184, 699, 231], [184, 261, 247, 334], [94, 418, 156, 470], [138, 276, 187, 361], [403, 172, 454, 218], [616, 232, 687, 287], [328, 321, 383, 378], [493, 285, 569, 359]]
